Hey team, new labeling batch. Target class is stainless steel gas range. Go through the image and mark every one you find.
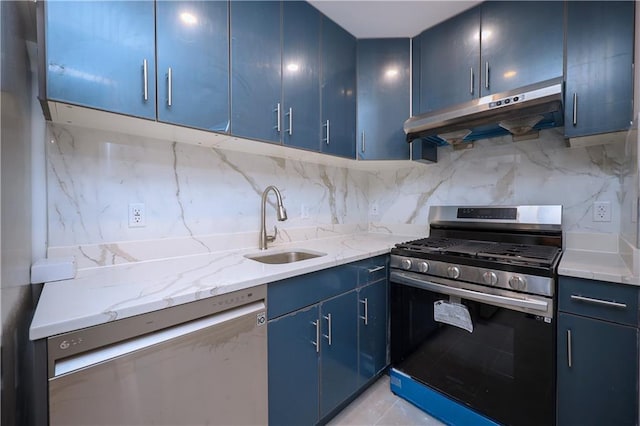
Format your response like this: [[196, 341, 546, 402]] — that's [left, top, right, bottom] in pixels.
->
[[389, 205, 563, 426]]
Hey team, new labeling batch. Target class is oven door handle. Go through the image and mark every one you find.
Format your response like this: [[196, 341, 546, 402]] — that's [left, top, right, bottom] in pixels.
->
[[391, 271, 549, 313]]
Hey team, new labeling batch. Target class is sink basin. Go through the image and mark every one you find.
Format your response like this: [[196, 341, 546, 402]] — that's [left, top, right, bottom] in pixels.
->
[[245, 249, 326, 265]]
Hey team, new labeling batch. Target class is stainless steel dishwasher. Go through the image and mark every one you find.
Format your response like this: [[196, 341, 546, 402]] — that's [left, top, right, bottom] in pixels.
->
[[46, 286, 268, 425]]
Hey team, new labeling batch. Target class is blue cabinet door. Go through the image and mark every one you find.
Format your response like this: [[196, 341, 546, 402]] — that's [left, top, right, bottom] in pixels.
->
[[319, 291, 359, 418], [565, 1, 634, 138], [282, 1, 321, 151], [557, 312, 638, 425], [268, 305, 319, 426], [418, 7, 480, 113], [320, 16, 356, 159], [480, 1, 563, 96], [230, 1, 282, 143], [45, 0, 156, 119], [357, 280, 388, 386], [156, 1, 229, 132], [357, 39, 410, 160]]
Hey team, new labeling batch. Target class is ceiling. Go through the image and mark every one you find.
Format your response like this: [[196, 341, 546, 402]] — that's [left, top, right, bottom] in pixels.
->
[[308, 1, 482, 39]]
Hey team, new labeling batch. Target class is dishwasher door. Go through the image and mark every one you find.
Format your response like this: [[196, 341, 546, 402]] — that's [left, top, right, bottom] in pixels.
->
[[48, 292, 267, 425]]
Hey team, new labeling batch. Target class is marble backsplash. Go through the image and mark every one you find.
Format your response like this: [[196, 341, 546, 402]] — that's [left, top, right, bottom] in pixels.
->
[[47, 123, 635, 268], [368, 127, 633, 236], [46, 123, 370, 267]]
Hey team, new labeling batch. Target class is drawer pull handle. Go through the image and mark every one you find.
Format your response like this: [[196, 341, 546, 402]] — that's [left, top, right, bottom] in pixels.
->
[[570, 295, 627, 309], [367, 265, 385, 273]]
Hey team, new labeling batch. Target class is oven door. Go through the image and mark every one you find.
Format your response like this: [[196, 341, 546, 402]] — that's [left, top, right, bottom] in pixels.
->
[[390, 270, 555, 426]]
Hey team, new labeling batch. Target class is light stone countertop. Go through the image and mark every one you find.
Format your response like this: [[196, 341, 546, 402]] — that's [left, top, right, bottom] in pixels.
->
[[30, 233, 411, 340], [558, 232, 640, 286], [558, 249, 639, 285]]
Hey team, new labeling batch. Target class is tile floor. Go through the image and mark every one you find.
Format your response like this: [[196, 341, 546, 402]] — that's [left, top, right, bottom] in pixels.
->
[[328, 374, 445, 426]]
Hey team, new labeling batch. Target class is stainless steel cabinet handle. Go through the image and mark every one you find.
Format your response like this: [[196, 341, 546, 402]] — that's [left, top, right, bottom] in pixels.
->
[[570, 294, 627, 309], [274, 103, 281, 132], [360, 298, 369, 325], [567, 329, 572, 368], [361, 131, 366, 153], [368, 265, 385, 273], [572, 93, 578, 126], [311, 320, 320, 353], [323, 120, 330, 145], [167, 67, 173, 107], [322, 314, 332, 345], [142, 59, 148, 102], [485, 61, 489, 90], [470, 67, 474, 95], [285, 107, 293, 136]]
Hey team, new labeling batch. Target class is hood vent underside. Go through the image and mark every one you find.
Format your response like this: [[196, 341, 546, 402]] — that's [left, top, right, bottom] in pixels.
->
[[405, 77, 564, 147]]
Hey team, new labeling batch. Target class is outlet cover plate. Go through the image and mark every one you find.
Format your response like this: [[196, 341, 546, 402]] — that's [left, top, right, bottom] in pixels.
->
[[129, 203, 146, 227], [593, 201, 611, 222]]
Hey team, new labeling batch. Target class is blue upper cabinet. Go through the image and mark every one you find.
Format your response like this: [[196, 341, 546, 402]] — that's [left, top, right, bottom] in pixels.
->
[[282, 2, 321, 151], [357, 39, 411, 160], [418, 7, 480, 113], [45, 0, 156, 119], [156, 1, 229, 132], [416, 1, 563, 114], [320, 16, 356, 159], [565, 1, 634, 138], [230, 1, 282, 143], [480, 1, 563, 96]]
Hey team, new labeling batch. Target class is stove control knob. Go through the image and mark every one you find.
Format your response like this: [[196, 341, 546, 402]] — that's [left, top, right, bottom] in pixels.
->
[[509, 276, 527, 291], [447, 266, 461, 279], [482, 271, 498, 285], [401, 259, 412, 270], [418, 261, 430, 273]]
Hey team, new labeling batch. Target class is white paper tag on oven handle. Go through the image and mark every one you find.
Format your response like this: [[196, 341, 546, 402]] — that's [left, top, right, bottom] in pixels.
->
[[434, 300, 473, 333]]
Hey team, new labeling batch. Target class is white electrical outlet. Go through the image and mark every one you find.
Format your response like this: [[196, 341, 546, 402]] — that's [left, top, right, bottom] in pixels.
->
[[129, 203, 146, 227], [593, 201, 611, 222]]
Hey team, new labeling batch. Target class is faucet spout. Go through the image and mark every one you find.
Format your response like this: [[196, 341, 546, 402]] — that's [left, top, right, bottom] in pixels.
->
[[260, 186, 287, 250]]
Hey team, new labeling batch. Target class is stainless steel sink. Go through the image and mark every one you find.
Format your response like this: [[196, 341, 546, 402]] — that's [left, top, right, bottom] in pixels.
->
[[245, 250, 326, 265]]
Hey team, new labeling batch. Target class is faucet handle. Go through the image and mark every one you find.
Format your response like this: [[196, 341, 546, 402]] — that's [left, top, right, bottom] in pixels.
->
[[266, 225, 278, 243]]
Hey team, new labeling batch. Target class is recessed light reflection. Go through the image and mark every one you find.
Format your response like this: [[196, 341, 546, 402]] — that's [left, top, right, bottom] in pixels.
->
[[286, 63, 299, 72], [385, 68, 398, 78], [180, 12, 198, 26], [503, 70, 517, 79]]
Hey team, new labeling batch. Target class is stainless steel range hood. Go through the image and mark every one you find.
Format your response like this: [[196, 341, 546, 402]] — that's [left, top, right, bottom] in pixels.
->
[[405, 77, 564, 147]]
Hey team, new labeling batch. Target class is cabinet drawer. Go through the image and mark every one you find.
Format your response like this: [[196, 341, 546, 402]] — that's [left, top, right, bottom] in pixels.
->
[[558, 276, 639, 326], [268, 265, 358, 320], [356, 255, 388, 286]]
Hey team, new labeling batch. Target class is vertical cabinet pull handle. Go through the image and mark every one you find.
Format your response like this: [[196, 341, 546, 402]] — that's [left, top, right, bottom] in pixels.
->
[[285, 108, 293, 136], [572, 93, 578, 126], [323, 120, 330, 145], [311, 320, 320, 353], [167, 67, 173, 107], [142, 59, 149, 102], [485, 61, 490, 90], [567, 329, 573, 368], [274, 103, 281, 132], [470, 67, 474, 95], [361, 131, 366, 153], [323, 313, 332, 345], [360, 298, 369, 325]]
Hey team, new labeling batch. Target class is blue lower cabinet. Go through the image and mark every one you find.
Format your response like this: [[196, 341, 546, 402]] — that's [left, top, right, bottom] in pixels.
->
[[319, 291, 359, 418], [357, 280, 388, 386], [557, 312, 638, 425], [268, 305, 320, 426]]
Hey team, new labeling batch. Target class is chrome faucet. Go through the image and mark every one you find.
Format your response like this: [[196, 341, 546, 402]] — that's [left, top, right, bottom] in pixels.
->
[[260, 185, 288, 250]]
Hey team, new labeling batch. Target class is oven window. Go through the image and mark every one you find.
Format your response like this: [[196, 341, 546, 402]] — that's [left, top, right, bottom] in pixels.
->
[[391, 283, 555, 426]]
